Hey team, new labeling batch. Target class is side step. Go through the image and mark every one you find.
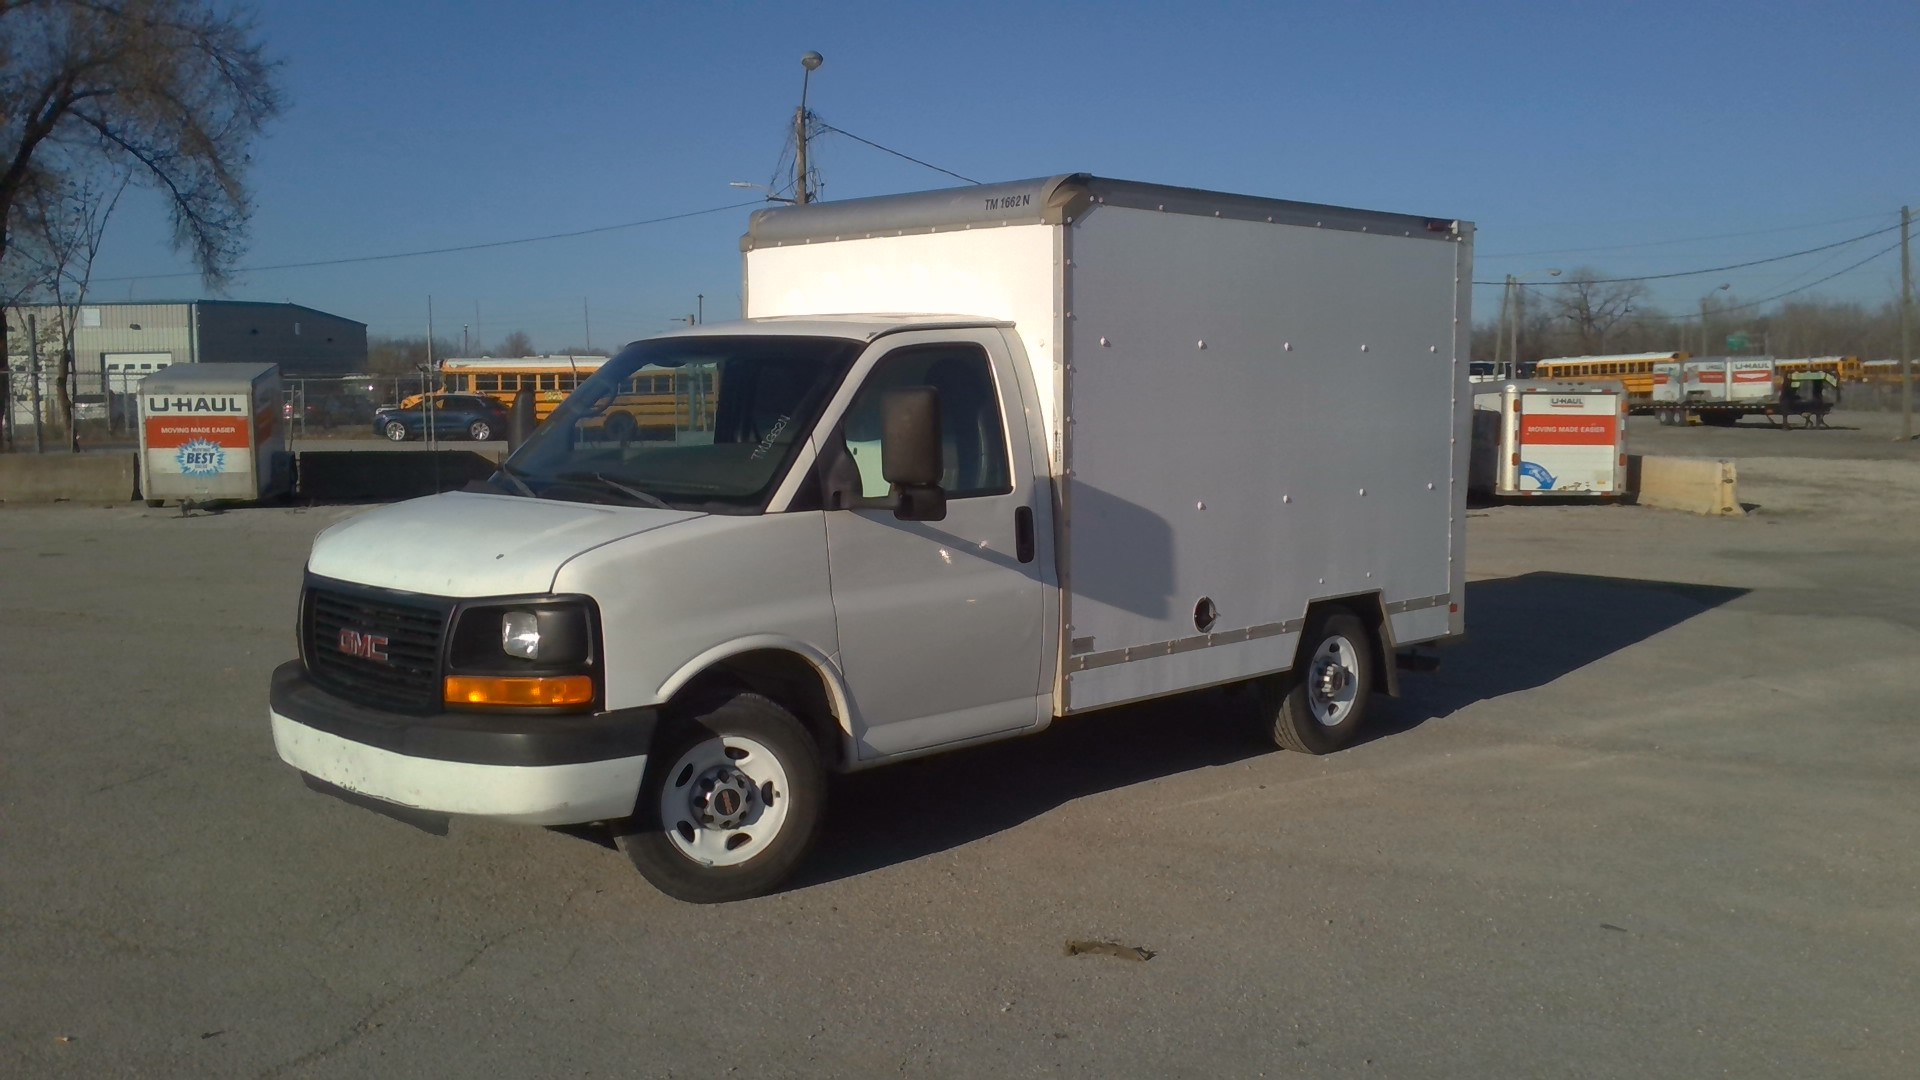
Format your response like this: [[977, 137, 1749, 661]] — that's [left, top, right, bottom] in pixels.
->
[[1396, 647, 1443, 673]]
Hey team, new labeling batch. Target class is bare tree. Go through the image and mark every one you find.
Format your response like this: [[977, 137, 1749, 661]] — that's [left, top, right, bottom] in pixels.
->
[[25, 171, 129, 434], [0, 0, 283, 368], [1548, 268, 1651, 354], [498, 330, 535, 357]]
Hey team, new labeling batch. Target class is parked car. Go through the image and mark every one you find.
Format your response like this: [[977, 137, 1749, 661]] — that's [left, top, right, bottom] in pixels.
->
[[372, 394, 509, 442]]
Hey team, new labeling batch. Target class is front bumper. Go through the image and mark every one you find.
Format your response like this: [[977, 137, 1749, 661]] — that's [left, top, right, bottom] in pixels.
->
[[268, 660, 655, 826]]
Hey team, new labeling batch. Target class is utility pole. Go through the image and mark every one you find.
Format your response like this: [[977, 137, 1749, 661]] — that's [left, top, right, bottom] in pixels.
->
[[1902, 205, 1912, 442], [697, 294, 704, 325], [425, 296, 437, 450], [1493, 276, 1510, 378], [27, 313, 43, 453], [1497, 274, 1512, 376], [584, 298, 592, 352], [795, 52, 823, 204], [462, 324, 469, 356]]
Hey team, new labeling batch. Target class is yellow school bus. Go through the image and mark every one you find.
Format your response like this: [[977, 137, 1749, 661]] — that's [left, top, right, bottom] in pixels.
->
[[1533, 352, 1688, 410], [412, 356, 608, 420]]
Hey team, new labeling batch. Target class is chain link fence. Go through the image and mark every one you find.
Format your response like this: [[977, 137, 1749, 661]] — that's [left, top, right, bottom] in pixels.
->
[[2, 366, 449, 450]]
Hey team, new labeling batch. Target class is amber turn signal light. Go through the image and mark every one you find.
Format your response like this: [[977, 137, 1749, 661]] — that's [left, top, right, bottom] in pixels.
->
[[444, 674, 594, 707]]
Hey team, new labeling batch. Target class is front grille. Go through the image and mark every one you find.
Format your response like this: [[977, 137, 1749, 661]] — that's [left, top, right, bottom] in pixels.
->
[[304, 580, 453, 714]]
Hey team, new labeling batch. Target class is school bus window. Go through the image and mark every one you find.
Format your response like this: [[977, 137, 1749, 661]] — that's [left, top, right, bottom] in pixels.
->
[[475, 374, 499, 391], [447, 374, 469, 390]]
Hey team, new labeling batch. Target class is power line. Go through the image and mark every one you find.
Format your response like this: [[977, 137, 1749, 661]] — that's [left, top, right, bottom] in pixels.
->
[[1473, 219, 1905, 286], [94, 200, 766, 283], [1632, 238, 1903, 320], [813, 121, 982, 185], [1478, 210, 1896, 259]]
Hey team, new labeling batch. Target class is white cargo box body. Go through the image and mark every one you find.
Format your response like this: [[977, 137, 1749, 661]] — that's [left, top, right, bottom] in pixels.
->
[[1681, 356, 1777, 404], [1471, 382, 1625, 495], [138, 362, 289, 503], [745, 176, 1471, 712], [1651, 362, 1683, 404]]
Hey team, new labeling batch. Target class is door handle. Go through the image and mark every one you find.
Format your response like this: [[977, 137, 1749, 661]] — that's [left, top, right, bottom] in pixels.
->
[[1014, 505, 1035, 564]]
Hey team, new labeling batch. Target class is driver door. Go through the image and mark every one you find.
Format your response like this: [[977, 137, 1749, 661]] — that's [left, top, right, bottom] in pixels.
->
[[820, 331, 1047, 760]]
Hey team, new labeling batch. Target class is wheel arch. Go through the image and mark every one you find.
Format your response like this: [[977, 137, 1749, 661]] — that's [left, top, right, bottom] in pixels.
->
[[656, 637, 856, 769], [1299, 591, 1399, 699]]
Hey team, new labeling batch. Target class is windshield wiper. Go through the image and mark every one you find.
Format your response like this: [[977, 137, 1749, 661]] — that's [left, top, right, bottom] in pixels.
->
[[493, 462, 536, 498], [554, 471, 674, 511]]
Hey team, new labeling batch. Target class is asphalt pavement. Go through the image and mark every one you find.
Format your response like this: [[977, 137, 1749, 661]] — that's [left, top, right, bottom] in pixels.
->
[[1, 441, 1916, 1078]]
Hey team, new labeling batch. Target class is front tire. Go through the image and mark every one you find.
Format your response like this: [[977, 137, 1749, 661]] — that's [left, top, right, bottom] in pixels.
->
[[383, 421, 410, 441], [614, 693, 825, 904], [1261, 611, 1375, 755]]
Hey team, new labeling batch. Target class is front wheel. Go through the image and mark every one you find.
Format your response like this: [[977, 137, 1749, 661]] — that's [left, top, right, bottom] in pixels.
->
[[383, 421, 409, 441], [614, 693, 825, 904], [1260, 611, 1375, 755]]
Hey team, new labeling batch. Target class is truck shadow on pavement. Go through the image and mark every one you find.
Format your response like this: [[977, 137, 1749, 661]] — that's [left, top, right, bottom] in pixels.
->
[[788, 571, 1747, 890], [1368, 571, 1747, 741]]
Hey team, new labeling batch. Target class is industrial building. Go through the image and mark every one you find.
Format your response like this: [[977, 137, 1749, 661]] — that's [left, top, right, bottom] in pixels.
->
[[4, 299, 367, 384], [4, 300, 367, 434]]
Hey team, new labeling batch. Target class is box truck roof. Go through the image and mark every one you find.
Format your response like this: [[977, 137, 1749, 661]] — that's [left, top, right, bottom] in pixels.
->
[[742, 173, 1461, 251], [649, 314, 1013, 343]]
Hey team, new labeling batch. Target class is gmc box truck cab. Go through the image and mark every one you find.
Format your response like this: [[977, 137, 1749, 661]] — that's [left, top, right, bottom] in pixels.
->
[[269, 175, 1473, 902]]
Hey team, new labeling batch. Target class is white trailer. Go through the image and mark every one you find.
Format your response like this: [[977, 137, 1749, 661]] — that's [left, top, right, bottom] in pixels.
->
[[1652, 356, 1780, 425], [267, 175, 1472, 901], [138, 362, 290, 506], [1470, 381, 1627, 496]]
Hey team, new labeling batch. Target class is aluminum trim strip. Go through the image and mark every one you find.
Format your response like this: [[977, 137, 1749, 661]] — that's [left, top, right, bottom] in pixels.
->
[[1066, 617, 1304, 673]]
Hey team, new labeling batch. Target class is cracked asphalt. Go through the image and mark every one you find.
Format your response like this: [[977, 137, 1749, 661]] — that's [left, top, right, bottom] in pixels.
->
[[3, 420, 1917, 1078]]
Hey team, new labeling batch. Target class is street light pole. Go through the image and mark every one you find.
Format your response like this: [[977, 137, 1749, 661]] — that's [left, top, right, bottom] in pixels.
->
[[795, 51, 823, 205]]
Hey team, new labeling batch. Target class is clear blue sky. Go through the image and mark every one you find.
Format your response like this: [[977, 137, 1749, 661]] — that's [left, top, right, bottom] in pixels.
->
[[87, 0, 1920, 351]]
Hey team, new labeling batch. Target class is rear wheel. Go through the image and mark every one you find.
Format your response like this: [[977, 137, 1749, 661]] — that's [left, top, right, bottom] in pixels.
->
[[614, 692, 825, 904], [467, 420, 492, 441], [1260, 611, 1375, 755], [383, 421, 409, 441], [603, 411, 638, 444]]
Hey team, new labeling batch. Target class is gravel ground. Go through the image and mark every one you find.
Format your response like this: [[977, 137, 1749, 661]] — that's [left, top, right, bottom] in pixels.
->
[[2, 442, 1916, 1078]]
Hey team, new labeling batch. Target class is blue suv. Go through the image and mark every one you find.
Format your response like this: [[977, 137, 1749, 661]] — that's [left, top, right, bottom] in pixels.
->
[[374, 394, 511, 442]]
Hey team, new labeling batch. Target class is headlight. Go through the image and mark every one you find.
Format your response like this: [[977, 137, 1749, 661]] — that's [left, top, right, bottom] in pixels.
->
[[501, 610, 541, 659], [447, 599, 596, 673]]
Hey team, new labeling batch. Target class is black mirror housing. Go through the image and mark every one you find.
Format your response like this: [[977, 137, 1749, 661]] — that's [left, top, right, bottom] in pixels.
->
[[878, 386, 946, 521], [880, 386, 942, 487], [890, 484, 946, 522]]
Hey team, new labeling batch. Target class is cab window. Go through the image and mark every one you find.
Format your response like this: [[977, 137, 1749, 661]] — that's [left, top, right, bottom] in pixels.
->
[[835, 344, 1011, 501]]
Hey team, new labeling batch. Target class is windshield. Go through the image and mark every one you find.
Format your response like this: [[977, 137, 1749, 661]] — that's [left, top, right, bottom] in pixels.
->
[[501, 335, 861, 513]]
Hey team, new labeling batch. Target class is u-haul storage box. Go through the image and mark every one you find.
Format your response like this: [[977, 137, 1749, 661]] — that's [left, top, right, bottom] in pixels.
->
[[138, 362, 290, 505], [1471, 381, 1626, 496]]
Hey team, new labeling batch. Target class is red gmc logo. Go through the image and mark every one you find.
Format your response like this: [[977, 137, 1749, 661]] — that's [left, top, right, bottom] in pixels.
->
[[337, 628, 391, 663]]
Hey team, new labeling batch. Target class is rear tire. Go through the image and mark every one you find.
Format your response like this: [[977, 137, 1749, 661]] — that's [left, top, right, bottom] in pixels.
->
[[614, 692, 825, 904], [467, 420, 491, 441], [603, 412, 638, 444], [1261, 611, 1375, 755]]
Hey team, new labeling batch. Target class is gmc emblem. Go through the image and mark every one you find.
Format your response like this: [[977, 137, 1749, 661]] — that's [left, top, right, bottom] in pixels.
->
[[337, 628, 391, 663]]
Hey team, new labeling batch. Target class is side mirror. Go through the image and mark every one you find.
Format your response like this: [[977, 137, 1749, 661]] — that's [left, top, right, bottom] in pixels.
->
[[880, 386, 946, 521]]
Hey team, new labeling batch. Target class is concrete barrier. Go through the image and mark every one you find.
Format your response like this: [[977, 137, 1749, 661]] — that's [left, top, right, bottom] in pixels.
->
[[1627, 455, 1740, 515], [0, 452, 139, 504], [295, 449, 500, 502]]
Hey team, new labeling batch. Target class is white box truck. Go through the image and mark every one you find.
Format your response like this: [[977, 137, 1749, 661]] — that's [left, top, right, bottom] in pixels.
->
[[268, 175, 1472, 902], [1470, 381, 1627, 496]]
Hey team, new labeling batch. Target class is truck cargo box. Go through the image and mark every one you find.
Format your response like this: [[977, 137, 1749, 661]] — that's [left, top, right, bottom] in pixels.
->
[[744, 175, 1471, 711]]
